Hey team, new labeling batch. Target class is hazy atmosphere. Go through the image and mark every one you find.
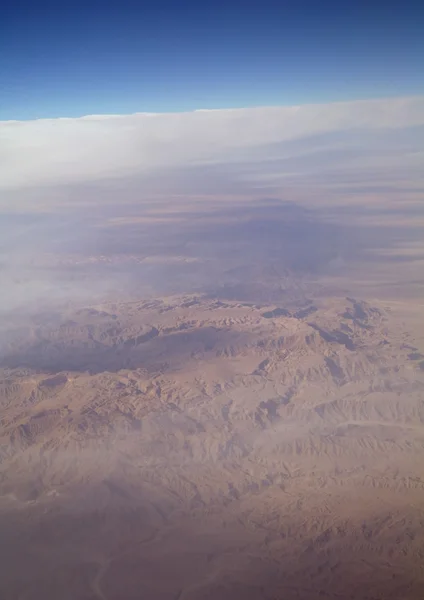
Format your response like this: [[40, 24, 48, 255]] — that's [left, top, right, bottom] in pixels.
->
[[1, 1, 424, 599], [2, 96, 424, 313]]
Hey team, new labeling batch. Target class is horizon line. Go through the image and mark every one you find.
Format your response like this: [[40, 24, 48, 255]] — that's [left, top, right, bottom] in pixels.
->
[[2, 94, 423, 125]]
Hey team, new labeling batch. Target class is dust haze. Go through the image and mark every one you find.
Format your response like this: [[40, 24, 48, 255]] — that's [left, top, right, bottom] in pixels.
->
[[1, 97, 424, 599]]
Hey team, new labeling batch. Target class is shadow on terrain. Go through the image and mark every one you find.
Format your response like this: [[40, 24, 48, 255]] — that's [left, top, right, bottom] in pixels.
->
[[0, 325, 255, 374], [0, 499, 423, 600]]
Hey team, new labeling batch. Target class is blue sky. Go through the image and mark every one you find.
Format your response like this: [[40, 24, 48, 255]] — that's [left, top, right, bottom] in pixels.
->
[[1, 0, 423, 120]]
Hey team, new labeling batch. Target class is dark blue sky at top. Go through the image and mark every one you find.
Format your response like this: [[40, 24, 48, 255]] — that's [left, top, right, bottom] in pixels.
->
[[1, 0, 423, 120]]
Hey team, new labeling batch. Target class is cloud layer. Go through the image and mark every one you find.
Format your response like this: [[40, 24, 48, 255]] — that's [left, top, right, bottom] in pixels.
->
[[1, 96, 424, 189]]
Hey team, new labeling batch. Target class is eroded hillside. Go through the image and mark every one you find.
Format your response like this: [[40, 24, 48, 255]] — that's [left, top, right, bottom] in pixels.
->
[[1, 295, 424, 599]]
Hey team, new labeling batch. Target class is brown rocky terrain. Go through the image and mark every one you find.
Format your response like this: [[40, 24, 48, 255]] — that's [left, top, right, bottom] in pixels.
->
[[1, 293, 424, 599]]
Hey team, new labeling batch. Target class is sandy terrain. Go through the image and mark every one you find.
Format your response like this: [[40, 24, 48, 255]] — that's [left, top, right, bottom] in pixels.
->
[[1, 290, 424, 599]]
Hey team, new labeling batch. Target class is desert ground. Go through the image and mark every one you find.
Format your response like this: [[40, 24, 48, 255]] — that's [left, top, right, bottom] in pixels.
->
[[1, 99, 424, 599], [1, 187, 424, 600]]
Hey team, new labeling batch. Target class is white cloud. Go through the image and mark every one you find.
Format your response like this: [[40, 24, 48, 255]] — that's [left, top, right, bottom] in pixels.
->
[[1, 96, 424, 190]]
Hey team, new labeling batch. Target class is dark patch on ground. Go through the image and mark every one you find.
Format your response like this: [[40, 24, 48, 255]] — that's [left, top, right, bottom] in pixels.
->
[[344, 298, 383, 325], [307, 323, 356, 351], [181, 298, 200, 308], [0, 326, 254, 375], [280, 387, 296, 405], [259, 399, 279, 421], [261, 308, 291, 319], [39, 374, 68, 388], [293, 305, 318, 319], [346, 298, 368, 320], [123, 327, 159, 348], [408, 352, 424, 361], [254, 359, 270, 375], [325, 357, 345, 381]]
